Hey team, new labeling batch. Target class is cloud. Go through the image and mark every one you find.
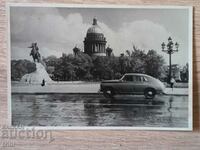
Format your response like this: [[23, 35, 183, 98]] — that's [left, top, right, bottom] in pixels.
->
[[100, 20, 185, 65], [101, 20, 172, 54], [11, 8, 187, 65], [11, 8, 90, 58]]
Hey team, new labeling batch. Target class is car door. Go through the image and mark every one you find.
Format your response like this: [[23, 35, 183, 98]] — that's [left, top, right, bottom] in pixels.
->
[[130, 75, 146, 94], [119, 75, 134, 93], [120, 75, 142, 94], [133, 76, 150, 94]]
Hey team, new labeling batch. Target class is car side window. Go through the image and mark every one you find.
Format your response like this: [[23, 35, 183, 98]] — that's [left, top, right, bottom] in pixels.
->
[[132, 76, 141, 82], [123, 75, 133, 81], [123, 75, 149, 82]]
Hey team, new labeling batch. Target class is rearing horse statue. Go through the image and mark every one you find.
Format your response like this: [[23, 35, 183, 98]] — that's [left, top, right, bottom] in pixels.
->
[[29, 43, 41, 62]]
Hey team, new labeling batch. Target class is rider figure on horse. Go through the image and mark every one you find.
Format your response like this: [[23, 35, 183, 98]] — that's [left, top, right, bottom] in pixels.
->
[[29, 43, 41, 62]]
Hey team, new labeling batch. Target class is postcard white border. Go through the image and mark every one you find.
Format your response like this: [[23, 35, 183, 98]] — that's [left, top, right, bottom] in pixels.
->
[[6, 3, 193, 131]]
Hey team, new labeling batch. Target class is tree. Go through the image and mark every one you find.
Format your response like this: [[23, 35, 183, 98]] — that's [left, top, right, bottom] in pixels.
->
[[124, 46, 165, 78], [73, 52, 93, 80], [126, 50, 131, 57], [40, 45, 166, 81], [11, 60, 36, 81], [145, 50, 165, 78], [119, 53, 126, 74], [125, 48, 146, 73], [43, 55, 58, 66]]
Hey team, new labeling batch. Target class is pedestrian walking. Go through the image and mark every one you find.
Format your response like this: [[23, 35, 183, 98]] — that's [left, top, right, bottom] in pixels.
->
[[170, 77, 176, 90]]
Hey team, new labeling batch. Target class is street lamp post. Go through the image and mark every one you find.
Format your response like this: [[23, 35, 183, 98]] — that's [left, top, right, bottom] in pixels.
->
[[161, 37, 179, 84]]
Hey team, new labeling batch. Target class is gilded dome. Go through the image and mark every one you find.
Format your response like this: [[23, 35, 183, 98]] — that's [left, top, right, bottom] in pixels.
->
[[87, 18, 103, 34]]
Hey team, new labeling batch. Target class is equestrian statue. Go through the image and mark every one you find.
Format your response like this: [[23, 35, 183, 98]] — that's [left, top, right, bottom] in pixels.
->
[[29, 43, 41, 62]]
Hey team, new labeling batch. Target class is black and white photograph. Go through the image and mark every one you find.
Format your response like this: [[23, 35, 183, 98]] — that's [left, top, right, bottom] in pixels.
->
[[8, 4, 193, 130]]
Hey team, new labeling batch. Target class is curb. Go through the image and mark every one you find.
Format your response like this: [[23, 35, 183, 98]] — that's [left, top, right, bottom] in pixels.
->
[[11, 92, 188, 96], [11, 92, 102, 95], [162, 93, 188, 96]]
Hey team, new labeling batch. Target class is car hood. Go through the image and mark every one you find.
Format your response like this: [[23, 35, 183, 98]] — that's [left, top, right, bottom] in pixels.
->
[[101, 80, 120, 83]]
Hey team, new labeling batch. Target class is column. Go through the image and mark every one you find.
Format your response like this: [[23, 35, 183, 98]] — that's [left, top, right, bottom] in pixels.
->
[[99, 44, 101, 53], [92, 44, 94, 53]]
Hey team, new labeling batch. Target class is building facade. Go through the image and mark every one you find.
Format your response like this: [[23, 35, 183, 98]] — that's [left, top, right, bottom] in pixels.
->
[[84, 18, 107, 56], [162, 64, 181, 82]]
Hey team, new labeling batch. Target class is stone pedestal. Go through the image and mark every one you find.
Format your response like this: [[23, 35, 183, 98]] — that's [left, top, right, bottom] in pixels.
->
[[21, 62, 53, 84]]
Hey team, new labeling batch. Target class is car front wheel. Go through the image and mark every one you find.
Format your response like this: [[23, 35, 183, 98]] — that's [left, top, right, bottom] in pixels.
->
[[144, 88, 156, 99]]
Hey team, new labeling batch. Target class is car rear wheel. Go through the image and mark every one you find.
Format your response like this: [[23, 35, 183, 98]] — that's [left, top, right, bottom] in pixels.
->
[[103, 88, 115, 98], [144, 88, 156, 99]]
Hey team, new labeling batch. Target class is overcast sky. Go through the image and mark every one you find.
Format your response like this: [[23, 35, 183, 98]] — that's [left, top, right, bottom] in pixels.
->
[[10, 6, 191, 66]]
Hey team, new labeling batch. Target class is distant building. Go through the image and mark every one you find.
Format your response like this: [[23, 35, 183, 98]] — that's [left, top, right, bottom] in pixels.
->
[[84, 18, 107, 56], [180, 63, 189, 82], [162, 64, 181, 81], [171, 64, 181, 81]]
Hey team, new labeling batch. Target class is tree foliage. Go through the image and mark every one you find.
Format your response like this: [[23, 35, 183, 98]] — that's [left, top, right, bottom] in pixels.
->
[[11, 59, 36, 81], [11, 47, 166, 81]]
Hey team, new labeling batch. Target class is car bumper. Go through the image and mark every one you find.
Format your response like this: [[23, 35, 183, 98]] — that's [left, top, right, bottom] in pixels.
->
[[156, 88, 165, 95]]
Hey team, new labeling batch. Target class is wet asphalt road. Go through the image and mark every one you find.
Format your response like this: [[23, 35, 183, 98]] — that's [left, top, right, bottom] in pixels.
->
[[12, 94, 188, 128]]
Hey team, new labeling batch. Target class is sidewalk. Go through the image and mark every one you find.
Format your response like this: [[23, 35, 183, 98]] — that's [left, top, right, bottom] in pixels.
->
[[164, 88, 188, 96], [11, 82, 188, 96]]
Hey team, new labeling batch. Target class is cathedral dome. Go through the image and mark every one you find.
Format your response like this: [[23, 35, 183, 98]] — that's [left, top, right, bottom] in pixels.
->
[[87, 18, 103, 34], [84, 18, 107, 56]]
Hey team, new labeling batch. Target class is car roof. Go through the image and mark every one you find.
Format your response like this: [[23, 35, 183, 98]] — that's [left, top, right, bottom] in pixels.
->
[[123, 73, 152, 78]]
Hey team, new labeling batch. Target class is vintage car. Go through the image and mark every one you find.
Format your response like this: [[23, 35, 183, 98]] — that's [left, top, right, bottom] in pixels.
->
[[100, 73, 165, 99]]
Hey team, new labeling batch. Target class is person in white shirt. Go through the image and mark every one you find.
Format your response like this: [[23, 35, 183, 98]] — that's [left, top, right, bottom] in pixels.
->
[[170, 77, 176, 89]]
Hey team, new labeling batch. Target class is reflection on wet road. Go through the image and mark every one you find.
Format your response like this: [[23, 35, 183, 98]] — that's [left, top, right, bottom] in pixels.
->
[[12, 94, 188, 128]]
